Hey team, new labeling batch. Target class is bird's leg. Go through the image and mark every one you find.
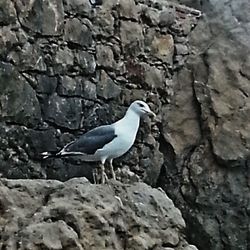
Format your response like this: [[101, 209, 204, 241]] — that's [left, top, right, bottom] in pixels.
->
[[100, 161, 108, 184], [92, 168, 98, 184], [109, 159, 116, 180]]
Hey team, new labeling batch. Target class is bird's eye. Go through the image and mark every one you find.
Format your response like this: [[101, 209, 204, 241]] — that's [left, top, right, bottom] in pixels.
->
[[138, 103, 144, 108]]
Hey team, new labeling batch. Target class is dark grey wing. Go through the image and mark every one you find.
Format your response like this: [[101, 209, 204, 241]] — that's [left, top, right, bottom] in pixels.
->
[[64, 125, 117, 155]]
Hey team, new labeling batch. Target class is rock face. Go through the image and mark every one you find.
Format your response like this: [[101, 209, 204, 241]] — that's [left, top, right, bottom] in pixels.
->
[[0, 0, 200, 186], [0, 178, 197, 250], [1, 0, 249, 250], [157, 1, 250, 250]]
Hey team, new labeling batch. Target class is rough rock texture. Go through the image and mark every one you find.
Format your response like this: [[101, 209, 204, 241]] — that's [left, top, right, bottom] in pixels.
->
[[2, 0, 249, 250], [157, 1, 250, 250], [0, 177, 198, 250]]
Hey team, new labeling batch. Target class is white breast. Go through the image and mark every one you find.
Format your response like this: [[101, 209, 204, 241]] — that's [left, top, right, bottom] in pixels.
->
[[96, 109, 141, 161]]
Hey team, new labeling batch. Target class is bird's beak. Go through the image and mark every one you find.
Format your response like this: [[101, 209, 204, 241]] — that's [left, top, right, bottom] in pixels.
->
[[146, 110, 156, 118]]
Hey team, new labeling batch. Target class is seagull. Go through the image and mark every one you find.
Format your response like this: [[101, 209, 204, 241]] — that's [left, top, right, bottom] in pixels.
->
[[42, 100, 156, 183]]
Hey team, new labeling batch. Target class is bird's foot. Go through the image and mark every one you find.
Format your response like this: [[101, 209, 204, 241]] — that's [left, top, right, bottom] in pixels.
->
[[101, 172, 108, 184]]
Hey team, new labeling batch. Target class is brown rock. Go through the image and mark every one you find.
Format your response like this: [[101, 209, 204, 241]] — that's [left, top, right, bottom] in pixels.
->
[[162, 68, 201, 155], [151, 34, 174, 64]]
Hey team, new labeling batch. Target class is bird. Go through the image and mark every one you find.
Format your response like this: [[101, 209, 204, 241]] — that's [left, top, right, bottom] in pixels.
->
[[42, 100, 156, 184]]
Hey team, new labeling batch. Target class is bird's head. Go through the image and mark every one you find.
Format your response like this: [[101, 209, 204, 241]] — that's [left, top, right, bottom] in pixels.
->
[[129, 100, 156, 118]]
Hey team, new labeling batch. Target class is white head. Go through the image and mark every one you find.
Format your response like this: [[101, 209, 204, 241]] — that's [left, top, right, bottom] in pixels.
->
[[128, 100, 156, 118]]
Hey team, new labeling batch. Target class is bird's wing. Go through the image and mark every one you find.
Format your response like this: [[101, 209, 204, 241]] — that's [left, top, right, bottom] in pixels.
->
[[62, 125, 117, 155]]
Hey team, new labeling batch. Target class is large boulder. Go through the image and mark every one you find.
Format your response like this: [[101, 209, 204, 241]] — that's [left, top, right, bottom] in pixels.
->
[[0, 178, 197, 250]]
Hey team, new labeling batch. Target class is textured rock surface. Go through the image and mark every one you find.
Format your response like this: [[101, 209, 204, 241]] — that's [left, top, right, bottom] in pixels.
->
[[1, 0, 249, 250], [0, 178, 197, 250], [158, 1, 250, 250]]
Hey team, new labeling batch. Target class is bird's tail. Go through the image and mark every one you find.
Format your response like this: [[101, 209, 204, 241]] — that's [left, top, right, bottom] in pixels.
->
[[41, 151, 59, 159]]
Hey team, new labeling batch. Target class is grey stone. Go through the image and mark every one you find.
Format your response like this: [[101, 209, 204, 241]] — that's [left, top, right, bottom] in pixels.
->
[[54, 47, 74, 73], [17, 0, 64, 36], [118, 0, 139, 20], [44, 93, 82, 130], [142, 7, 160, 26], [175, 43, 189, 55], [96, 44, 115, 69], [0, 0, 17, 25], [0, 62, 42, 127], [58, 76, 96, 100], [93, 8, 114, 36], [143, 64, 165, 89], [75, 51, 96, 74], [0, 178, 195, 250], [159, 8, 176, 27], [11, 42, 47, 72], [63, 0, 92, 17], [36, 75, 57, 94], [64, 18, 92, 47], [97, 70, 121, 100], [120, 21, 144, 55]]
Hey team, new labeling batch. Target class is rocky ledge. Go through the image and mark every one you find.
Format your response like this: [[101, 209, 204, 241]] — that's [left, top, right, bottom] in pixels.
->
[[0, 178, 197, 250]]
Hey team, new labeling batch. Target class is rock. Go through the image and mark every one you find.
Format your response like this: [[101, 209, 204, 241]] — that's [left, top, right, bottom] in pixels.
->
[[0, 178, 196, 250], [175, 44, 189, 55], [120, 21, 144, 55], [75, 51, 96, 74], [0, 62, 42, 127], [58, 76, 97, 100], [161, 68, 201, 155], [8, 41, 47, 72], [96, 44, 115, 69], [118, 0, 139, 20], [36, 75, 57, 94], [43, 93, 82, 130], [141, 7, 160, 26], [0, 0, 17, 25], [16, 0, 64, 36], [0, 0, 205, 248], [143, 64, 165, 89], [64, 18, 92, 47], [0, 27, 18, 60], [159, 8, 176, 27], [158, 1, 250, 250], [63, 0, 92, 18], [97, 70, 121, 100], [54, 47, 74, 74], [183, 246, 199, 250], [94, 8, 114, 36], [151, 34, 174, 64]]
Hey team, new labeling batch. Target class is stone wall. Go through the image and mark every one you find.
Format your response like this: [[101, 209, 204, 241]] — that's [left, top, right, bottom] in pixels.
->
[[0, 0, 200, 185]]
